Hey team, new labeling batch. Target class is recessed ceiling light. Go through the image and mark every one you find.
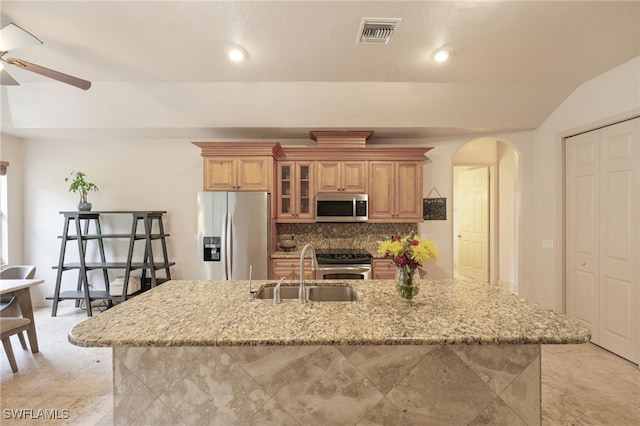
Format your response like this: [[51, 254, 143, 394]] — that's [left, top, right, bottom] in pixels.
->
[[228, 46, 247, 62], [434, 48, 450, 63]]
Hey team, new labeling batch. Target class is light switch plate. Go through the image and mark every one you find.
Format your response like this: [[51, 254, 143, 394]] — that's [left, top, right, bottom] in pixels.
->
[[541, 239, 555, 249]]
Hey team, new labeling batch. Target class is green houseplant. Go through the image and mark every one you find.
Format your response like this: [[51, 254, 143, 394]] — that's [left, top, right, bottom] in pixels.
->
[[65, 171, 98, 211]]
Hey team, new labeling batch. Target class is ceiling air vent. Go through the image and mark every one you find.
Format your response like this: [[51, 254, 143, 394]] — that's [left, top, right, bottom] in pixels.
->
[[357, 18, 401, 44]]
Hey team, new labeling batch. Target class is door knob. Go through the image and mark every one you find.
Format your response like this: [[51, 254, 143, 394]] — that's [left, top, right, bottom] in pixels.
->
[[458, 235, 462, 239]]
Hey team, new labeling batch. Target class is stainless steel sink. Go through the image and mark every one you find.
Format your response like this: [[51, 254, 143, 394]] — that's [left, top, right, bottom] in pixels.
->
[[255, 285, 299, 300], [254, 284, 357, 302], [306, 285, 357, 302]]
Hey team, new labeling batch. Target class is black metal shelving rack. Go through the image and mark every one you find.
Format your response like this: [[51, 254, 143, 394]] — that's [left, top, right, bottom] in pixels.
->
[[48, 211, 175, 316]]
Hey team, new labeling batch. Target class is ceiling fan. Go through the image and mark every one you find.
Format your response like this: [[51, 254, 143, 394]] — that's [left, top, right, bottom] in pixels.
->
[[0, 23, 91, 90]]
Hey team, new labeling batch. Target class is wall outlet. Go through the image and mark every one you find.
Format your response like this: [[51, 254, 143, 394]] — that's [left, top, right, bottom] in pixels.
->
[[541, 239, 555, 249]]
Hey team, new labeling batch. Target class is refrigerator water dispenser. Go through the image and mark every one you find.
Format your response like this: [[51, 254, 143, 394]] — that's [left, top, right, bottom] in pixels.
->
[[203, 236, 221, 261]]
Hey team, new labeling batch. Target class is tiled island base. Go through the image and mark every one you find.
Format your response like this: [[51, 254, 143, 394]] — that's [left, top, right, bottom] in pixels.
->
[[114, 344, 540, 425]]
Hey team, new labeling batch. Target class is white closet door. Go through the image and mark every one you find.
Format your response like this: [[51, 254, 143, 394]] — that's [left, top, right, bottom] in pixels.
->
[[566, 117, 639, 364], [566, 130, 600, 341], [598, 119, 639, 363]]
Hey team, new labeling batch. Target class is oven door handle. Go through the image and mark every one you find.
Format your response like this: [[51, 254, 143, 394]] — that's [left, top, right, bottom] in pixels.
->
[[317, 266, 371, 273]]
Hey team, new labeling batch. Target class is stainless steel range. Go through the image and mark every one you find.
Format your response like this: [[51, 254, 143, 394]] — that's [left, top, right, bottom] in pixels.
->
[[314, 249, 372, 280]]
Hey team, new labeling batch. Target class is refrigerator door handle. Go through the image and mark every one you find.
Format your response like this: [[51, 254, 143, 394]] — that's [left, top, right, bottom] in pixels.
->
[[221, 213, 229, 280], [225, 213, 233, 280]]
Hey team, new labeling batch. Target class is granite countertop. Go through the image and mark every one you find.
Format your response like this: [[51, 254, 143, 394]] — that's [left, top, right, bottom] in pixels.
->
[[271, 250, 305, 258], [271, 249, 380, 258], [68, 279, 590, 348]]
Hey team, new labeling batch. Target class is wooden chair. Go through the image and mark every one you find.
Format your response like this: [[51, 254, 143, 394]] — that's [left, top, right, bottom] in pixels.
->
[[0, 266, 36, 350], [1, 317, 32, 373]]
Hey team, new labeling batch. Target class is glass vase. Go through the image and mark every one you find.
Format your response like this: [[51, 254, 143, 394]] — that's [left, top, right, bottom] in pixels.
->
[[395, 267, 420, 300]]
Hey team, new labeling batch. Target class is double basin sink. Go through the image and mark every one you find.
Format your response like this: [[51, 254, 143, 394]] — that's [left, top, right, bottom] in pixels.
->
[[255, 283, 357, 302]]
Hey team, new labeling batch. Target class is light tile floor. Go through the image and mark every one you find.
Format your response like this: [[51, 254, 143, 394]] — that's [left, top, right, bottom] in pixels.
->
[[1, 306, 639, 425]]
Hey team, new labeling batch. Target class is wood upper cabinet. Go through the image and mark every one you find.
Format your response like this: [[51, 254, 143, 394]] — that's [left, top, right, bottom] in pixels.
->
[[194, 142, 284, 192], [204, 156, 272, 191], [203, 157, 235, 191], [277, 161, 314, 221], [316, 161, 368, 193], [369, 161, 423, 222]]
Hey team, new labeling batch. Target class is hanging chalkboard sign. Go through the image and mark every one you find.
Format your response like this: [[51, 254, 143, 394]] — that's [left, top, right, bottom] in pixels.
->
[[423, 188, 446, 220]]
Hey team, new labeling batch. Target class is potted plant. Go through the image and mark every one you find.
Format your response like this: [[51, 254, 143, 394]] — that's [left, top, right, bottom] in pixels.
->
[[65, 171, 98, 211]]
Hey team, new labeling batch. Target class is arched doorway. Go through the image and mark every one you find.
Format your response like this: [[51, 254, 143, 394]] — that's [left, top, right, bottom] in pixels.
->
[[452, 138, 520, 293]]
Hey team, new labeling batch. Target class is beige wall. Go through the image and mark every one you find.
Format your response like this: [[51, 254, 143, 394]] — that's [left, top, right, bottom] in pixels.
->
[[3, 56, 639, 312], [498, 143, 518, 292], [19, 139, 202, 305], [446, 139, 519, 292], [533, 56, 640, 311], [419, 131, 535, 288]]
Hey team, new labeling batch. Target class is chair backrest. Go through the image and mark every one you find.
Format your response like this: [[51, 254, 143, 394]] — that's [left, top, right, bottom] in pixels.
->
[[0, 266, 36, 280]]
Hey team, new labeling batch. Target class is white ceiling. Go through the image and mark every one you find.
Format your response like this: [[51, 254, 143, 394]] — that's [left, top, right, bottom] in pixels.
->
[[1, 1, 638, 142]]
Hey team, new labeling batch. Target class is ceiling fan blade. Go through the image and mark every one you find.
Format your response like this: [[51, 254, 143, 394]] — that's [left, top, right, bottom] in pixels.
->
[[0, 23, 42, 52], [5, 57, 91, 90], [0, 68, 19, 85]]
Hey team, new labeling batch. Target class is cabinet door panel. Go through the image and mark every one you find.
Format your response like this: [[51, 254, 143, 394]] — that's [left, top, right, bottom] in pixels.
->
[[372, 258, 396, 279], [316, 161, 341, 192], [276, 162, 314, 221], [204, 158, 235, 191], [237, 157, 271, 191], [316, 161, 367, 193], [369, 162, 395, 219], [277, 163, 294, 217], [342, 161, 368, 193], [271, 259, 312, 280], [296, 162, 315, 219], [395, 162, 422, 220]]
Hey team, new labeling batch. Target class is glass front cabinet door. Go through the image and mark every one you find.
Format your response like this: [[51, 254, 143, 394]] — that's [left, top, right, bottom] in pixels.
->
[[277, 162, 314, 221]]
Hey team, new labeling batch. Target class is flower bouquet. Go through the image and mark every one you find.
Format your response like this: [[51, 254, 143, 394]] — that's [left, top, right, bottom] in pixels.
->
[[377, 231, 438, 300]]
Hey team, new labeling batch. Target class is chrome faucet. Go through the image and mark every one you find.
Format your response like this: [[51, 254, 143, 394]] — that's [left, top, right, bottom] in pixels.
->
[[273, 277, 285, 305], [299, 243, 317, 304]]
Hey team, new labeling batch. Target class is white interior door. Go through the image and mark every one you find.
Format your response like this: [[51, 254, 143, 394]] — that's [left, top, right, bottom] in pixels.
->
[[458, 167, 489, 282], [598, 119, 639, 363], [566, 130, 600, 340], [566, 117, 639, 364]]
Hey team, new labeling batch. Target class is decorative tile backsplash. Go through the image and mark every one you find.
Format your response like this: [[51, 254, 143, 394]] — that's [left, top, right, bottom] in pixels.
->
[[277, 223, 417, 253]]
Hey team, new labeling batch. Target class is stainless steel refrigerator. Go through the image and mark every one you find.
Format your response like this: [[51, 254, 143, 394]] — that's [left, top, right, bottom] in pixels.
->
[[197, 192, 270, 280]]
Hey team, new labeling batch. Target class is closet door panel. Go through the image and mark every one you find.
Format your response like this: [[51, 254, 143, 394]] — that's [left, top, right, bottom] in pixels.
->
[[598, 119, 639, 363], [573, 270, 598, 327], [566, 130, 600, 340]]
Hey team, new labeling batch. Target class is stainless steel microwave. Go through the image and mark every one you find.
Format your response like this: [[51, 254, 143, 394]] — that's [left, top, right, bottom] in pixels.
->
[[315, 194, 368, 222]]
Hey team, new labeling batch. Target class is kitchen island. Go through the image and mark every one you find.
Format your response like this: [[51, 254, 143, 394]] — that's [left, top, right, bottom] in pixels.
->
[[69, 279, 590, 425]]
